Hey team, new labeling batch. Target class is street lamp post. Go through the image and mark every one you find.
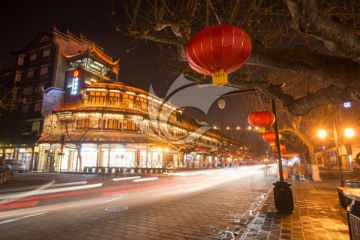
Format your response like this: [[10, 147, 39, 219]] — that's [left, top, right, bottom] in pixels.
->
[[272, 98, 294, 213], [221, 86, 294, 212], [333, 123, 344, 187], [318, 124, 355, 187]]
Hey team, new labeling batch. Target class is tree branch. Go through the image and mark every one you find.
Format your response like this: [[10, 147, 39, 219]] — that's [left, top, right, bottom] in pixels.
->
[[284, 0, 360, 60]]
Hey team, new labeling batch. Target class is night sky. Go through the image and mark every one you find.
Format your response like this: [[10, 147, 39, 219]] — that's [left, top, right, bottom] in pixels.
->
[[0, 1, 266, 148], [0, 0, 174, 92]]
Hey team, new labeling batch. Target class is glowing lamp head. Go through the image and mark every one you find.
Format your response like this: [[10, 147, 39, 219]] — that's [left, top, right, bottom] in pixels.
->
[[344, 128, 355, 138], [218, 98, 225, 109], [73, 70, 79, 77], [317, 129, 327, 139]]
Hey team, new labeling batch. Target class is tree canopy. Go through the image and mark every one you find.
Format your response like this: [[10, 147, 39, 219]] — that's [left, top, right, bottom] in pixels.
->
[[113, 0, 360, 116]]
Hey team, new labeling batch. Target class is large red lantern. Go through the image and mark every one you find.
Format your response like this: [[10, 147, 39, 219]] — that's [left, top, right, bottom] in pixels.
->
[[186, 24, 252, 85], [248, 111, 275, 129]]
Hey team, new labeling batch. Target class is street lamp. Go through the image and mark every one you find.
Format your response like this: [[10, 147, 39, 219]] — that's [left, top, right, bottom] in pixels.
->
[[317, 124, 355, 187]]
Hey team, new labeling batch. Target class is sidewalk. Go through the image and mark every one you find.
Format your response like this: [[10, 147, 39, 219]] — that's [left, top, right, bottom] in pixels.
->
[[238, 179, 350, 240]]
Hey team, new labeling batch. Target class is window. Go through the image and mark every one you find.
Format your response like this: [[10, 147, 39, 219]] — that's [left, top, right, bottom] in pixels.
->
[[21, 105, 29, 113], [32, 121, 41, 133], [18, 55, 25, 66], [40, 65, 49, 75], [88, 91, 106, 105], [27, 69, 35, 79], [106, 119, 121, 129], [42, 49, 51, 58], [23, 86, 34, 95], [15, 71, 22, 82], [34, 101, 42, 112], [29, 53, 37, 61], [77, 119, 90, 129], [136, 97, 148, 110], [108, 92, 120, 106], [123, 120, 138, 131], [122, 94, 134, 108]]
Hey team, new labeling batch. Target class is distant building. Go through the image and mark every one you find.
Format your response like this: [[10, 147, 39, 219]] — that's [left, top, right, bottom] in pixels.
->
[[1, 28, 244, 172]]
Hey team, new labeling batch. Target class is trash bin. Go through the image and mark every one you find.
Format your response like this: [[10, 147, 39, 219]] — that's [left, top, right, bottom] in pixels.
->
[[273, 181, 294, 212], [348, 199, 360, 240]]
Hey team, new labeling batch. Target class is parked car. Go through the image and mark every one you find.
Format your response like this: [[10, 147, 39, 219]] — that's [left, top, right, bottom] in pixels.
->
[[5, 159, 27, 173]]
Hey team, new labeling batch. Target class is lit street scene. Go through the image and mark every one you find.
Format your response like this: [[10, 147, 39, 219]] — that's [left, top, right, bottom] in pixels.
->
[[1, 1, 360, 239]]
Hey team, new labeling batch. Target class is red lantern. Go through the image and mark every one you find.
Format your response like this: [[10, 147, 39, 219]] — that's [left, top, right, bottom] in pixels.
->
[[215, 150, 221, 156], [248, 111, 275, 128], [282, 153, 299, 158], [263, 131, 282, 142], [272, 144, 286, 153], [262, 131, 276, 142], [186, 24, 252, 85], [73, 70, 79, 77], [195, 147, 203, 152], [204, 148, 211, 153]]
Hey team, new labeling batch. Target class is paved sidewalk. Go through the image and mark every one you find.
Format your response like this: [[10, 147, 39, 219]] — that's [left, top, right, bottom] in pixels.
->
[[239, 180, 350, 240]]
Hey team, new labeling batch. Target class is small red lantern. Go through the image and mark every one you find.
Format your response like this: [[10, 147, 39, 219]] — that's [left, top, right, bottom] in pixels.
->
[[263, 131, 282, 142], [262, 131, 276, 142], [272, 144, 286, 153], [248, 111, 275, 130], [215, 151, 221, 156], [73, 70, 79, 77], [195, 147, 203, 152], [186, 24, 252, 85], [282, 153, 299, 158], [204, 148, 211, 153]]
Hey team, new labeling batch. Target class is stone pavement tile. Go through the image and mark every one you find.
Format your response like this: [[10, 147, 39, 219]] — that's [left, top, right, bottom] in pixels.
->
[[238, 180, 350, 240]]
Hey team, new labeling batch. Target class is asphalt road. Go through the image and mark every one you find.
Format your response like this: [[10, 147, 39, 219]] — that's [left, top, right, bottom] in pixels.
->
[[0, 165, 277, 240]]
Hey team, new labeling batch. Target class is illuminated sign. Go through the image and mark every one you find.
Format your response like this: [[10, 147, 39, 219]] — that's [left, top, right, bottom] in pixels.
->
[[71, 70, 79, 95]]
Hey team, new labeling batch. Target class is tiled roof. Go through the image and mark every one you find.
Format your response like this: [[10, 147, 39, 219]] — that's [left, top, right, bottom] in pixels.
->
[[37, 131, 155, 145]]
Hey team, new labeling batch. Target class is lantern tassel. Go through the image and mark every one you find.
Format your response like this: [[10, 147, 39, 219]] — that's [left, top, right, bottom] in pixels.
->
[[212, 69, 228, 85]]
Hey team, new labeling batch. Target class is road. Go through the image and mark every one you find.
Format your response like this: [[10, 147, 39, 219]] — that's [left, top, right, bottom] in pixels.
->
[[0, 165, 277, 240]]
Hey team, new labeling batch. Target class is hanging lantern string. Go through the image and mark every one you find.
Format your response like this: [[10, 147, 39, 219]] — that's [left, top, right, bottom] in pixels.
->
[[257, 92, 266, 111], [209, 0, 221, 25]]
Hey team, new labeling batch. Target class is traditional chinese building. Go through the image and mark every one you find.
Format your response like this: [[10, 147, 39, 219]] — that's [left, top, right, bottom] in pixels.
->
[[1, 27, 244, 172]]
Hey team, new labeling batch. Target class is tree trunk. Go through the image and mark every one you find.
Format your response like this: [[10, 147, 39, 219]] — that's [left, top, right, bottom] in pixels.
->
[[308, 145, 322, 181], [76, 144, 82, 172]]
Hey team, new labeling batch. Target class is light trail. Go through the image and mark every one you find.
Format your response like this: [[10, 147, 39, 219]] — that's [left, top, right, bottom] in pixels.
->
[[132, 177, 158, 182], [112, 176, 141, 181], [0, 167, 273, 223], [0, 183, 103, 201], [0, 181, 87, 194], [0, 212, 47, 225]]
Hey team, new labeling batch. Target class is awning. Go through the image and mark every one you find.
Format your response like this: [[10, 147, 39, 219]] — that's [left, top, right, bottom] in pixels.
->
[[37, 131, 155, 145]]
